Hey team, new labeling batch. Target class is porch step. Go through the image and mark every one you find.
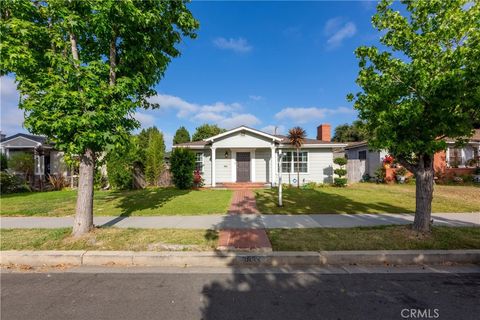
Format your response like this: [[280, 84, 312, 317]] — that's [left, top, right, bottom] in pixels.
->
[[218, 182, 269, 190]]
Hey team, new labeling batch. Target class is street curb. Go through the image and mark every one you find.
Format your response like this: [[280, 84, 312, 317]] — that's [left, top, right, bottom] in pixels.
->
[[1, 250, 479, 267]]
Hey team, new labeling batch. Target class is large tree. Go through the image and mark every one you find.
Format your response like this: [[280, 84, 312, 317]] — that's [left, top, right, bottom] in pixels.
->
[[192, 124, 226, 141], [332, 120, 369, 142], [173, 126, 191, 145], [1, 0, 198, 236], [348, 0, 480, 232]]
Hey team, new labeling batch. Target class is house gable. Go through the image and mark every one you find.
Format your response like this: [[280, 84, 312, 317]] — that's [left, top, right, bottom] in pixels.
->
[[212, 130, 274, 148], [0, 136, 43, 148]]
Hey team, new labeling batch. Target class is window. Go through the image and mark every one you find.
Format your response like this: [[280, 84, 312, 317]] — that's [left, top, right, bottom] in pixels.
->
[[195, 152, 203, 172], [358, 150, 367, 160], [280, 151, 308, 173], [448, 147, 462, 167], [281, 152, 292, 173]]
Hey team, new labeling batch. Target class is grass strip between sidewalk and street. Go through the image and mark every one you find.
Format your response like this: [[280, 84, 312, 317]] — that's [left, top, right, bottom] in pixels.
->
[[0, 228, 219, 251], [267, 226, 480, 251]]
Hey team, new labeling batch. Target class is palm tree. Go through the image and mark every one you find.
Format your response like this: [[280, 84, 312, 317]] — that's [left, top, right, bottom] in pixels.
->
[[287, 126, 306, 188]]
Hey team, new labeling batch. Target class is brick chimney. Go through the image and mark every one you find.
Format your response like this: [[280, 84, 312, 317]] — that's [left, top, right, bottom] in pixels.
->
[[316, 124, 331, 142]]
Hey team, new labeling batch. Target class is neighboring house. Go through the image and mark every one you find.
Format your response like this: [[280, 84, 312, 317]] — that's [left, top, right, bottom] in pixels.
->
[[345, 129, 480, 182], [0, 133, 70, 180], [172, 124, 347, 187], [345, 141, 388, 182]]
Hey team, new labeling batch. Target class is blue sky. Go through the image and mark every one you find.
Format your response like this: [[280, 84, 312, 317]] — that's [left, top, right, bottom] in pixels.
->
[[1, 1, 384, 149]]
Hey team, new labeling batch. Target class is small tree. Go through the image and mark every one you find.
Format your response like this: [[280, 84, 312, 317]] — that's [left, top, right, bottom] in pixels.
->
[[170, 148, 196, 189], [287, 127, 306, 188], [145, 128, 165, 186], [173, 126, 191, 145], [192, 124, 226, 141], [333, 157, 348, 187], [106, 136, 141, 190], [8, 152, 34, 181], [348, 0, 480, 232]]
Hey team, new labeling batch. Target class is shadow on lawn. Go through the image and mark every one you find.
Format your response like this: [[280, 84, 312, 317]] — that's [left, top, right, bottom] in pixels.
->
[[101, 188, 190, 226], [255, 188, 412, 214]]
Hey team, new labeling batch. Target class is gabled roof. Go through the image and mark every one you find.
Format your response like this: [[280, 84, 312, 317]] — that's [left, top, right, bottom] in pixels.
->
[[445, 129, 480, 143], [0, 133, 50, 145], [274, 134, 346, 146], [173, 140, 209, 148], [204, 126, 283, 142]]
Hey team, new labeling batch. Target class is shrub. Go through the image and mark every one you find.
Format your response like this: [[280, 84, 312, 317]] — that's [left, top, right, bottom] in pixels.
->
[[193, 170, 204, 188], [170, 148, 195, 189], [475, 167, 480, 175], [0, 153, 7, 171], [48, 174, 68, 191], [396, 167, 408, 176], [303, 182, 317, 189], [334, 178, 348, 187], [8, 152, 34, 179], [0, 172, 31, 194], [333, 157, 347, 166], [374, 166, 386, 183], [333, 157, 347, 187]]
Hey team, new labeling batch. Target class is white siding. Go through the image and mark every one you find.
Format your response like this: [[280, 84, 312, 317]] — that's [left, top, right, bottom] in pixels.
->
[[213, 131, 273, 148], [278, 148, 334, 185], [254, 148, 270, 183], [215, 148, 231, 183]]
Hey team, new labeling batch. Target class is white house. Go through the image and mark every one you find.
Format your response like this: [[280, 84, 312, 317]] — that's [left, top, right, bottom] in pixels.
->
[[173, 124, 347, 187], [0, 133, 69, 179]]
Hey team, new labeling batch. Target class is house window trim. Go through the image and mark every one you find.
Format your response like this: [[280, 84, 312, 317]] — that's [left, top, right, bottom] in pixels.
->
[[358, 150, 367, 160], [195, 152, 204, 173], [280, 150, 309, 174]]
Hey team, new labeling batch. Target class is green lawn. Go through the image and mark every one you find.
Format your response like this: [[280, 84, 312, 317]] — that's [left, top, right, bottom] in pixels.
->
[[256, 183, 480, 214], [0, 188, 232, 217], [267, 226, 480, 251], [0, 228, 219, 251]]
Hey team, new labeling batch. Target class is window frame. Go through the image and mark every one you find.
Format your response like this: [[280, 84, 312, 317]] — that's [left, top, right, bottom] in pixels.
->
[[358, 150, 367, 160], [280, 150, 309, 174], [195, 152, 204, 173]]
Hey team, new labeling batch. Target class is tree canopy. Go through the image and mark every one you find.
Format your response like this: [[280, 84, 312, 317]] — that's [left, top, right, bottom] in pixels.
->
[[173, 126, 191, 145], [192, 124, 226, 141], [348, 0, 480, 231], [332, 120, 369, 142], [0, 0, 199, 236]]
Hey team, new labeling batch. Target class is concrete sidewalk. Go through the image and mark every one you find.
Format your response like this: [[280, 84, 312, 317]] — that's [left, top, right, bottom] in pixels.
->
[[1, 212, 478, 229]]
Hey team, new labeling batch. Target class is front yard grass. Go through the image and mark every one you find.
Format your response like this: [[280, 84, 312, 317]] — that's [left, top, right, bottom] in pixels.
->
[[267, 226, 480, 251], [0, 228, 219, 251], [256, 183, 480, 214], [0, 188, 232, 217]]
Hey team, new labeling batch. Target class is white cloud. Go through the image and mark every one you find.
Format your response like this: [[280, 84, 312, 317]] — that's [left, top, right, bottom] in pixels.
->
[[249, 95, 264, 101], [0, 76, 25, 136], [261, 125, 285, 135], [324, 18, 357, 49], [133, 111, 156, 129], [149, 93, 260, 129], [218, 113, 260, 129], [213, 37, 252, 53], [275, 107, 356, 124]]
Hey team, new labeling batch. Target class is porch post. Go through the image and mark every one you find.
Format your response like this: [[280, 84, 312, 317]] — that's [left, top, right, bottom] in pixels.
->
[[211, 147, 216, 187], [271, 146, 276, 185]]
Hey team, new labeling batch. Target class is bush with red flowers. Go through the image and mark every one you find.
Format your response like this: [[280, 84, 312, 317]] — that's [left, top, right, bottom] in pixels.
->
[[193, 170, 204, 188], [383, 155, 394, 166]]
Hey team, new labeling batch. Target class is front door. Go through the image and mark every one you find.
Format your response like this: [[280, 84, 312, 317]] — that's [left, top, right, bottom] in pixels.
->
[[236, 152, 251, 182]]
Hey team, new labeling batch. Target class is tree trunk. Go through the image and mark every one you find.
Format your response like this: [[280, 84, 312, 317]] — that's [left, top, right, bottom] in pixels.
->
[[72, 149, 95, 237], [412, 154, 434, 233]]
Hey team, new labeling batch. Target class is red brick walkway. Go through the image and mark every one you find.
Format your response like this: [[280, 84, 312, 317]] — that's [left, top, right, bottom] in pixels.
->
[[218, 189, 272, 251], [227, 189, 259, 215]]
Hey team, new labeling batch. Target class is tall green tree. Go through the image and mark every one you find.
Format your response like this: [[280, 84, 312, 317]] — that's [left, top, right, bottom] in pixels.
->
[[145, 127, 165, 186], [192, 124, 226, 141], [348, 0, 480, 232], [173, 126, 191, 145], [332, 120, 369, 142], [1, 0, 198, 236]]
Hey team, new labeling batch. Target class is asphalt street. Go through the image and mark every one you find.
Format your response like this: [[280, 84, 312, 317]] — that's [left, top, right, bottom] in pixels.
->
[[1, 266, 479, 320]]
